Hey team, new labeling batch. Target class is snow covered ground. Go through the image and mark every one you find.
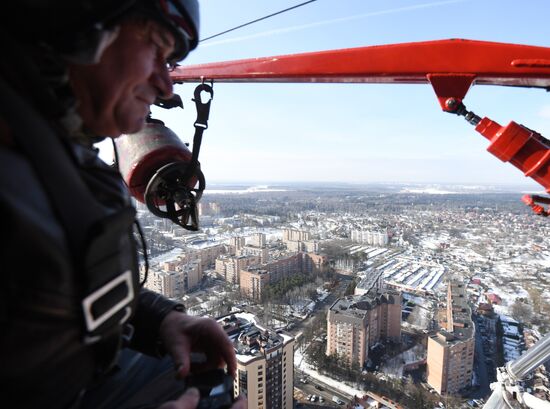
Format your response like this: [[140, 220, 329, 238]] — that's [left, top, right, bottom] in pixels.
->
[[403, 303, 432, 330], [295, 349, 364, 398], [379, 344, 426, 378]]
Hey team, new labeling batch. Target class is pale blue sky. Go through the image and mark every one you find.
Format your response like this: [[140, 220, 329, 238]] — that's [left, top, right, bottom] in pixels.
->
[[148, 0, 550, 186]]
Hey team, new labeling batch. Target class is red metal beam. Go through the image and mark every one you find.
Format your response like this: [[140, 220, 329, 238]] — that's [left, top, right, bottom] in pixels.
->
[[171, 39, 550, 89]]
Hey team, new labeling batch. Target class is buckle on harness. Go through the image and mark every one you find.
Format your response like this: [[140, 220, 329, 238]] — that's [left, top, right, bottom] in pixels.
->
[[82, 270, 134, 333]]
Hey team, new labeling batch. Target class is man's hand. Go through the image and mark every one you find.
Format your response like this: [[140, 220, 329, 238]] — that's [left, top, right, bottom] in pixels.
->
[[159, 311, 237, 379], [158, 389, 247, 409]]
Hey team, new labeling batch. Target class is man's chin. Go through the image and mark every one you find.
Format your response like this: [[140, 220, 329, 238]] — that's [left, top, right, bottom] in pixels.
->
[[117, 118, 147, 137]]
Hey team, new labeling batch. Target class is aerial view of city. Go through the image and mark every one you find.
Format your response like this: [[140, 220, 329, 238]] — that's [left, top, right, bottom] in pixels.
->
[[5, 1, 550, 409], [136, 182, 550, 409]]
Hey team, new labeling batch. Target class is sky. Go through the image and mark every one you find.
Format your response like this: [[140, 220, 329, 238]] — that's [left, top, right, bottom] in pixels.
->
[[135, 0, 550, 187]]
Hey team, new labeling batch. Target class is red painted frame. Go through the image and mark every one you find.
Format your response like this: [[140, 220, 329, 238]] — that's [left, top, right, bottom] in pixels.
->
[[172, 39, 550, 109]]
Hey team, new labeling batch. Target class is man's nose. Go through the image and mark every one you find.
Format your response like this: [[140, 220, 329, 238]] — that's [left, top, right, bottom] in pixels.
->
[[151, 64, 174, 99]]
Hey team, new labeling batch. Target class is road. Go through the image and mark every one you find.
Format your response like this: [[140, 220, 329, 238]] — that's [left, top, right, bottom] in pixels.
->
[[294, 368, 352, 406]]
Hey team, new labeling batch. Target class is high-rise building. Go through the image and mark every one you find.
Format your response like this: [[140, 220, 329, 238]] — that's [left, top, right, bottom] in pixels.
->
[[302, 253, 327, 275], [351, 229, 389, 246], [182, 260, 201, 292], [145, 259, 202, 299], [326, 289, 401, 368], [239, 269, 272, 301], [427, 281, 475, 395], [198, 202, 220, 216], [239, 246, 269, 264], [249, 233, 266, 248], [230, 236, 246, 254], [218, 313, 294, 409], [146, 270, 182, 298], [282, 228, 319, 254], [185, 243, 225, 272], [285, 239, 319, 254], [239, 253, 328, 300], [215, 254, 261, 285], [282, 228, 310, 242]]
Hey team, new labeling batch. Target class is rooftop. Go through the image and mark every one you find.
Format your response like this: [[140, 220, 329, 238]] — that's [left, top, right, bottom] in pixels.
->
[[218, 312, 293, 364], [356, 270, 385, 293], [432, 281, 474, 345], [329, 288, 400, 319]]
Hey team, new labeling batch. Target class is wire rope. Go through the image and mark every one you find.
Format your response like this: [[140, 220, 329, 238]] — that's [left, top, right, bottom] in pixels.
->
[[200, 0, 318, 42]]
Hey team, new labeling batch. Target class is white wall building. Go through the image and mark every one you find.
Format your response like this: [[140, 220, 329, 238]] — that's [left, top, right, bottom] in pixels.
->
[[351, 229, 389, 246]]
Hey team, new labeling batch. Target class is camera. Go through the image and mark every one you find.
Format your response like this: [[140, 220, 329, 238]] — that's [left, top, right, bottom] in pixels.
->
[[185, 369, 235, 409]]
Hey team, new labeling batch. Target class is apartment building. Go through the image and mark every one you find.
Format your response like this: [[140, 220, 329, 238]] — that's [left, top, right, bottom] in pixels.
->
[[182, 260, 202, 291], [230, 236, 246, 254], [240, 269, 272, 300], [285, 239, 319, 253], [282, 228, 319, 254], [198, 201, 220, 216], [239, 245, 269, 264], [227, 233, 269, 263], [218, 313, 294, 409], [144, 259, 201, 299], [427, 281, 475, 395], [240, 253, 328, 300], [186, 243, 225, 271], [282, 228, 310, 242], [215, 254, 262, 285], [351, 229, 389, 246], [249, 232, 266, 248], [326, 289, 401, 367], [302, 252, 327, 275]]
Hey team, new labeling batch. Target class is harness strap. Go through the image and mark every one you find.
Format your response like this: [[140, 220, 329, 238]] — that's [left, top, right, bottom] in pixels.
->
[[188, 82, 214, 175]]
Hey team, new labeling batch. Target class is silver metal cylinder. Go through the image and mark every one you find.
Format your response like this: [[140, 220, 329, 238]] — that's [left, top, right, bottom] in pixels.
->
[[508, 332, 550, 381]]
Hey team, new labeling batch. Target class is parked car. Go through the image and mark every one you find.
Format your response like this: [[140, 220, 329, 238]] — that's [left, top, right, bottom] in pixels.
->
[[332, 396, 345, 405]]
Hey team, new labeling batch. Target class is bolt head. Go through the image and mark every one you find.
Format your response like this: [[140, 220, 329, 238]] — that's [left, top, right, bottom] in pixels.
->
[[445, 98, 458, 109]]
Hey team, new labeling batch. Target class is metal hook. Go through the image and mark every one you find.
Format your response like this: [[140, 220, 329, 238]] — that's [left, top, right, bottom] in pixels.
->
[[193, 82, 214, 129]]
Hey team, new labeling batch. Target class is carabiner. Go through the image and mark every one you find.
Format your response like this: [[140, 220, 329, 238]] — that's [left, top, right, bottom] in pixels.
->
[[193, 82, 214, 129]]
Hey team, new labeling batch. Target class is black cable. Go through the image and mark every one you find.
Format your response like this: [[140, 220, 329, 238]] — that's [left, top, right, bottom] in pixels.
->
[[200, 0, 318, 43], [111, 137, 120, 171], [135, 219, 149, 287]]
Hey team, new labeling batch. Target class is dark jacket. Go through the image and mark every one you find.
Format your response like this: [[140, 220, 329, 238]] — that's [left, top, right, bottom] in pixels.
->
[[0, 42, 180, 409]]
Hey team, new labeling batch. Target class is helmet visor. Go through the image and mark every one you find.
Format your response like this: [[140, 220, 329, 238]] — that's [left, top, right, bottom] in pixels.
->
[[157, 0, 198, 62]]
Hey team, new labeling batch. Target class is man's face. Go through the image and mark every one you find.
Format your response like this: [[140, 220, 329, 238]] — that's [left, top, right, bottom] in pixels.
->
[[70, 19, 175, 137]]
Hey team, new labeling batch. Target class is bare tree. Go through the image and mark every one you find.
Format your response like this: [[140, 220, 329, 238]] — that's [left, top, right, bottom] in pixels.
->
[[511, 299, 533, 324]]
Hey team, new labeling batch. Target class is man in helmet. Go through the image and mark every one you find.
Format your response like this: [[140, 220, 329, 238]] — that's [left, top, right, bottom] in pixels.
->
[[0, 2, 245, 409]]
